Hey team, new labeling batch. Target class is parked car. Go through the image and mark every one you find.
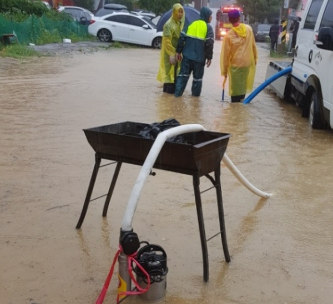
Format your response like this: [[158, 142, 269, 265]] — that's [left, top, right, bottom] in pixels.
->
[[254, 23, 272, 42], [42, 1, 51, 9], [88, 12, 162, 48], [58, 6, 94, 25], [95, 4, 128, 17], [151, 15, 161, 25], [131, 9, 156, 19]]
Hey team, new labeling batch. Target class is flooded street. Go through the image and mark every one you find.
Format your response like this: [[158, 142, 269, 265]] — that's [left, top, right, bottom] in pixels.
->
[[1, 41, 333, 304]]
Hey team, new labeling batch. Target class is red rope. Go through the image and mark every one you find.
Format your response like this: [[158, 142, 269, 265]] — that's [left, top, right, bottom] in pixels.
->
[[95, 245, 151, 304], [117, 254, 151, 300], [95, 248, 120, 304]]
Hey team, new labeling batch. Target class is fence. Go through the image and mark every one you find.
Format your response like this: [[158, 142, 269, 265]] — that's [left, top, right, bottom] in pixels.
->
[[0, 14, 89, 45]]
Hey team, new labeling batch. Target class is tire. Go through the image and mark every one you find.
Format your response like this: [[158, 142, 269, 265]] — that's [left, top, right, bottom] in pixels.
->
[[309, 91, 325, 129], [97, 29, 112, 43], [152, 37, 161, 49]]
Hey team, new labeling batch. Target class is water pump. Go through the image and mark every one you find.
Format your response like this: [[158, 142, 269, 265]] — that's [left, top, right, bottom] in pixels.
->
[[134, 243, 168, 302]]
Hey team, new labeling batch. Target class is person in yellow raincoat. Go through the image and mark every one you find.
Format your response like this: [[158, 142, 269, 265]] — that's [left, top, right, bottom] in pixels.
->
[[157, 3, 185, 94], [220, 9, 258, 102]]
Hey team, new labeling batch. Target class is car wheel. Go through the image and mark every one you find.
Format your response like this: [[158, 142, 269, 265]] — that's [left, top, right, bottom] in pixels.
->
[[152, 37, 161, 49], [98, 29, 112, 43], [309, 90, 325, 129]]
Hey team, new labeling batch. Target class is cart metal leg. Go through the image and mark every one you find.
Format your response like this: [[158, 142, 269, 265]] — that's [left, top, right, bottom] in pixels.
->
[[102, 161, 122, 217], [193, 173, 209, 282], [76, 154, 102, 229], [214, 167, 231, 263]]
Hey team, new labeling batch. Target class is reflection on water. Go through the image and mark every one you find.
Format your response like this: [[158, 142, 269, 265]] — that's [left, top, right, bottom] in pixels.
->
[[1, 46, 333, 304]]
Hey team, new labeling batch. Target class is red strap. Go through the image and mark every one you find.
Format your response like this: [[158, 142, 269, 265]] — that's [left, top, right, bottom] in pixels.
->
[[117, 252, 151, 302], [95, 246, 152, 304], [95, 248, 120, 304]]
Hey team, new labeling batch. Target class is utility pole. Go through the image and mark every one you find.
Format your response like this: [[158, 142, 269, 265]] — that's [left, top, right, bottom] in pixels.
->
[[277, 0, 289, 54]]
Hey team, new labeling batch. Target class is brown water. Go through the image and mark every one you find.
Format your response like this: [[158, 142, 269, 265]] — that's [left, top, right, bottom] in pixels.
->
[[1, 42, 333, 304]]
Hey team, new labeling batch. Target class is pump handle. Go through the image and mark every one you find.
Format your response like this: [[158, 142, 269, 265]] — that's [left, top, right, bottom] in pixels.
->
[[136, 244, 167, 259]]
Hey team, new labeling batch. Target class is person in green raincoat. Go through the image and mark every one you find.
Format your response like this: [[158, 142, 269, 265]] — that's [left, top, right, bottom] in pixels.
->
[[157, 3, 185, 94], [220, 9, 258, 102]]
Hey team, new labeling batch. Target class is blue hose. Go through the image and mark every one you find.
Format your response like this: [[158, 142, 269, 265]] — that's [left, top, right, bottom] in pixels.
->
[[243, 66, 292, 104]]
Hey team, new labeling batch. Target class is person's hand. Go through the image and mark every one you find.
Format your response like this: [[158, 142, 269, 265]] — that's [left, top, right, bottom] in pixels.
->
[[169, 55, 176, 65], [176, 53, 182, 62], [206, 59, 211, 68]]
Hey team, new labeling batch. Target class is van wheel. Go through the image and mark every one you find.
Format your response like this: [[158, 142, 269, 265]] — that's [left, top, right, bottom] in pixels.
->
[[309, 91, 325, 129], [98, 29, 112, 42]]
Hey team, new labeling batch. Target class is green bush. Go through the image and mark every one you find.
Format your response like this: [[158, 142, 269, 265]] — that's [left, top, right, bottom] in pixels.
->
[[0, 0, 47, 16]]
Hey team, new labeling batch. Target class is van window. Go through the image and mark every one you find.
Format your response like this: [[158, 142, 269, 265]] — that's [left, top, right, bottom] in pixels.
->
[[304, 0, 324, 29], [320, 0, 333, 28]]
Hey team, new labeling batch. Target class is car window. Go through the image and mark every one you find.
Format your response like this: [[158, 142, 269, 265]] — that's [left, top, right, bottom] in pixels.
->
[[258, 24, 271, 31], [142, 16, 156, 28], [84, 8, 93, 16], [66, 8, 81, 18], [64, 8, 74, 14], [63, 8, 77, 19], [78, 11, 88, 19], [81, 12, 90, 20], [105, 15, 129, 24], [304, 0, 324, 29], [320, 0, 333, 28], [128, 16, 145, 27]]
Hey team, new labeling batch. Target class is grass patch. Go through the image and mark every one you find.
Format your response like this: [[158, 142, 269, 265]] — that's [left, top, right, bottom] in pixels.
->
[[0, 43, 41, 58], [111, 41, 139, 48], [269, 51, 290, 58]]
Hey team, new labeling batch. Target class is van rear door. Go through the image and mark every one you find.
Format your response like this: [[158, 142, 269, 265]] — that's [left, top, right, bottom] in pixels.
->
[[315, 0, 333, 110], [292, 0, 325, 84]]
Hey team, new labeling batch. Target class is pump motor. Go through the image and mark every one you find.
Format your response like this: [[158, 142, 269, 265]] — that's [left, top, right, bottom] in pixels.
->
[[134, 243, 168, 302]]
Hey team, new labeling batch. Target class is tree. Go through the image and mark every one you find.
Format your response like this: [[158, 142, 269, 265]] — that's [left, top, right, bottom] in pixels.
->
[[137, 0, 179, 15], [104, 0, 133, 11], [0, 0, 48, 16], [236, 0, 280, 23], [73, 0, 94, 11]]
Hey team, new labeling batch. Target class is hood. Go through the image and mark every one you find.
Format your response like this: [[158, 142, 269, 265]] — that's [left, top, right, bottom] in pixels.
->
[[172, 3, 184, 22], [232, 23, 247, 38], [199, 6, 212, 23]]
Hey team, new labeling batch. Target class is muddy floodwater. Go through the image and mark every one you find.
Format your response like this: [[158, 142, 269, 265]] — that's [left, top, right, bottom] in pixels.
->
[[1, 41, 333, 304]]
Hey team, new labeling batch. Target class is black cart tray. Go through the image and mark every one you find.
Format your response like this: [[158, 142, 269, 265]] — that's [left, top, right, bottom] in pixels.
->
[[84, 121, 230, 176]]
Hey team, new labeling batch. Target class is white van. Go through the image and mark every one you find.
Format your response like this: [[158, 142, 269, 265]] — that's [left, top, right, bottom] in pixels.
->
[[290, 0, 333, 129]]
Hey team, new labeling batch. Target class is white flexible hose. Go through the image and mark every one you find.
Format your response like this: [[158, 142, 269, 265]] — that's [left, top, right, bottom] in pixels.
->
[[121, 124, 205, 231], [222, 153, 271, 198], [121, 124, 271, 231]]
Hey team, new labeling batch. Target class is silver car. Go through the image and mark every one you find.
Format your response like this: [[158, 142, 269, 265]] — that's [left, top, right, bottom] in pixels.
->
[[254, 24, 272, 42]]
